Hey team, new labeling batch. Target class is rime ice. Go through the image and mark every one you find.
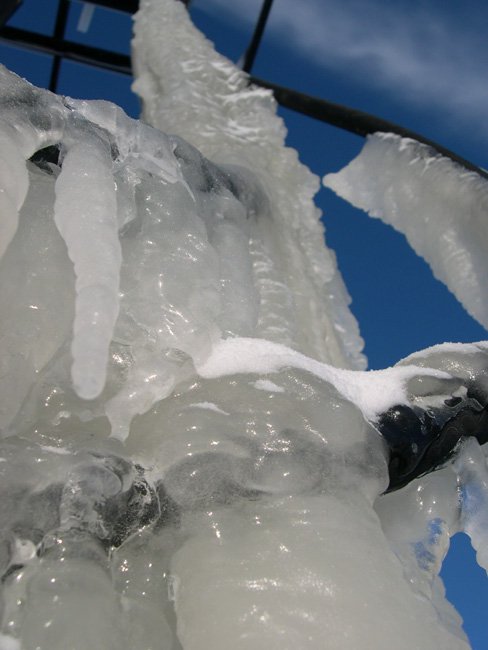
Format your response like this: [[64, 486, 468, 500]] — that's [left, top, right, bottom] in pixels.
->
[[323, 132, 488, 329], [0, 0, 487, 648]]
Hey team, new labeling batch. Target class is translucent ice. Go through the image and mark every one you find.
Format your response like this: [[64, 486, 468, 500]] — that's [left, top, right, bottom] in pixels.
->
[[0, 60, 366, 439], [454, 438, 488, 572]]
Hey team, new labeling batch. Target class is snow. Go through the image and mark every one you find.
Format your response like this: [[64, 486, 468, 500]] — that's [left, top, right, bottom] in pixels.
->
[[324, 132, 488, 330], [0, 0, 486, 648], [196, 336, 452, 420]]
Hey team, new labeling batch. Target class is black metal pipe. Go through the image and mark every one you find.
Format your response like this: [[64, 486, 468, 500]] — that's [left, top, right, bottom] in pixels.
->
[[250, 75, 488, 181], [70, 0, 139, 13], [0, 25, 132, 75], [49, 0, 70, 92], [242, 0, 274, 74], [0, 0, 22, 28]]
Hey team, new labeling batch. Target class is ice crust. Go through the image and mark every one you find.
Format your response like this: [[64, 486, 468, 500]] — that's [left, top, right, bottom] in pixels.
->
[[324, 132, 488, 329], [0, 0, 487, 648], [132, 0, 366, 372], [0, 53, 368, 439]]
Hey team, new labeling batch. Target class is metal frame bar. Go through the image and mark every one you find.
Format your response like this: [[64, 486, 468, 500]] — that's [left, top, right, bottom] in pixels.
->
[[0, 0, 22, 29], [0, 25, 132, 75], [72, 0, 140, 13], [251, 76, 488, 181], [49, 0, 69, 91], [242, 0, 273, 73]]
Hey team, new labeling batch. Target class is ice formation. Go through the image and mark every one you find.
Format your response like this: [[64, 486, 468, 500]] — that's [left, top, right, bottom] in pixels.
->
[[0, 0, 487, 648], [323, 132, 488, 329]]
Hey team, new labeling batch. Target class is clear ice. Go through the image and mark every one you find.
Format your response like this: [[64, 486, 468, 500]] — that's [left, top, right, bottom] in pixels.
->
[[0, 0, 487, 648]]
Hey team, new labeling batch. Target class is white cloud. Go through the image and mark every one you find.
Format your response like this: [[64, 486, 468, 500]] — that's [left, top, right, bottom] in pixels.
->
[[197, 0, 488, 142]]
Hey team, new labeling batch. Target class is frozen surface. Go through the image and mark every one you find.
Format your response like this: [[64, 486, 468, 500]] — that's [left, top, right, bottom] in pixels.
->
[[0, 0, 487, 648], [0, 51, 367, 439], [324, 132, 488, 329], [132, 0, 366, 372]]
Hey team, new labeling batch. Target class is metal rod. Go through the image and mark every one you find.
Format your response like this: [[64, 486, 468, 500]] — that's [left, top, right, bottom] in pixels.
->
[[250, 75, 488, 181], [242, 0, 274, 73], [0, 26, 132, 75], [2, 15, 486, 183], [49, 0, 70, 92], [70, 0, 139, 12], [0, 0, 22, 28]]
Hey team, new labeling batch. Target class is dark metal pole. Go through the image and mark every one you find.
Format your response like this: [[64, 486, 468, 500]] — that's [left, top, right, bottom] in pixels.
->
[[77, 0, 139, 11], [250, 75, 488, 181], [49, 0, 70, 92], [0, 26, 132, 75], [0, 0, 22, 28], [242, 0, 274, 73]]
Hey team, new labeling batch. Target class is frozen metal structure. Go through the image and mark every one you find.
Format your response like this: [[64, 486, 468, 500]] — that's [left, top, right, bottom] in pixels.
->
[[0, 1, 488, 649]]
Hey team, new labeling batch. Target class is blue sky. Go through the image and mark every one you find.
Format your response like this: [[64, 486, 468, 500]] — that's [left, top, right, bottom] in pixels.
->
[[2, 0, 488, 646]]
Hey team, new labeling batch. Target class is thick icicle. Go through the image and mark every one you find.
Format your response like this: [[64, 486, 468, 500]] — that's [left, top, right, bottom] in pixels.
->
[[374, 466, 462, 613], [54, 138, 121, 400], [324, 133, 488, 329], [454, 438, 488, 572]]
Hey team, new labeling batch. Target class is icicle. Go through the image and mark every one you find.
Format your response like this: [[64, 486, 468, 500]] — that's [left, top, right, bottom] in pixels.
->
[[54, 138, 121, 400], [453, 437, 488, 572]]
